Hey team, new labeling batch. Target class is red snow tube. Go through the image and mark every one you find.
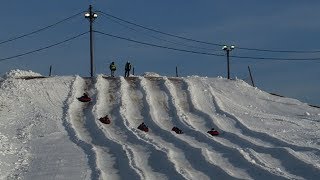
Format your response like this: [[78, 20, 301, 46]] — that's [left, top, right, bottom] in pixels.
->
[[138, 123, 149, 132], [172, 127, 183, 134], [99, 116, 111, 124], [77, 97, 91, 102], [207, 130, 219, 136]]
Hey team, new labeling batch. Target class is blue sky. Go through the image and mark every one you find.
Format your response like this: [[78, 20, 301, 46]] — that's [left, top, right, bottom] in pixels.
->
[[0, 0, 319, 106]]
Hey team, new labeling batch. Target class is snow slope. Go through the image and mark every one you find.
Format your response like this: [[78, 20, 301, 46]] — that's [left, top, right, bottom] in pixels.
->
[[0, 70, 320, 180]]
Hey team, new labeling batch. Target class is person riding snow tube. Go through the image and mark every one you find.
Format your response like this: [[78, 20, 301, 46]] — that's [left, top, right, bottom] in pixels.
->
[[138, 122, 149, 132], [207, 128, 219, 136], [172, 126, 183, 134], [99, 115, 111, 124], [78, 93, 91, 102]]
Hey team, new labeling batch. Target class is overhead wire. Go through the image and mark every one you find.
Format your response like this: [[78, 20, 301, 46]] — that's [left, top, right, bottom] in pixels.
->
[[0, 31, 88, 62], [94, 30, 225, 57], [95, 30, 320, 61], [97, 10, 223, 46], [97, 10, 320, 54], [0, 10, 85, 45], [98, 12, 221, 52]]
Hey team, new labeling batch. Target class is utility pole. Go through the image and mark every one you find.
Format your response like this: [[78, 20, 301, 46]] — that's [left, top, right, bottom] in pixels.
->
[[85, 5, 98, 77], [222, 45, 235, 79]]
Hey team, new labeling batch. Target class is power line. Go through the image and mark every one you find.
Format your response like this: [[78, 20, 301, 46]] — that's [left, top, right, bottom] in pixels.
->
[[236, 47, 320, 53], [99, 13, 221, 52], [97, 11, 223, 46], [0, 10, 85, 45], [0, 31, 88, 62], [94, 30, 225, 57], [231, 54, 320, 61], [95, 30, 320, 61], [97, 10, 320, 54]]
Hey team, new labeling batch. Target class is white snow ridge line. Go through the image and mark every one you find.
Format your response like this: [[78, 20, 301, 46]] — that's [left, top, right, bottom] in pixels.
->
[[64, 76, 100, 179]]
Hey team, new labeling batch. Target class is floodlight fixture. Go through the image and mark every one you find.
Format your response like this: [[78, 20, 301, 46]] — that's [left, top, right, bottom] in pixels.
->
[[222, 45, 228, 50]]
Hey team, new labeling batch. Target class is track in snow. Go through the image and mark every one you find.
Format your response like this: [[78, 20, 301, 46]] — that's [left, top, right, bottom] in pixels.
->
[[182, 77, 320, 179]]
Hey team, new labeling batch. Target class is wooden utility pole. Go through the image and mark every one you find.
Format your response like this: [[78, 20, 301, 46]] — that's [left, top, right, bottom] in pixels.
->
[[85, 5, 97, 77]]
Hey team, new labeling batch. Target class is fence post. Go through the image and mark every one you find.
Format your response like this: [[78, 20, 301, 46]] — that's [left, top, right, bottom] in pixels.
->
[[248, 66, 255, 87], [49, 65, 52, 76], [176, 66, 179, 77]]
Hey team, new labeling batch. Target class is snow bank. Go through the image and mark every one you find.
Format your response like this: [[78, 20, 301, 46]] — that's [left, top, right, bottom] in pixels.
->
[[2, 69, 42, 79], [142, 72, 160, 77]]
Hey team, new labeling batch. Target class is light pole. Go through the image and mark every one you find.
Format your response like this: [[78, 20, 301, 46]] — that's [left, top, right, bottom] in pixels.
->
[[222, 45, 235, 79], [85, 5, 98, 77]]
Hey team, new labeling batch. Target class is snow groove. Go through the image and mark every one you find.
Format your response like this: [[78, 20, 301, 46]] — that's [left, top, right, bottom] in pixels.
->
[[202, 78, 320, 152], [94, 76, 143, 180], [100, 76, 176, 180], [166, 77, 288, 179], [141, 77, 220, 180], [62, 76, 100, 179], [120, 77, 198, 180], [185, 77, 320, 179], [143, 77, 241, 179]]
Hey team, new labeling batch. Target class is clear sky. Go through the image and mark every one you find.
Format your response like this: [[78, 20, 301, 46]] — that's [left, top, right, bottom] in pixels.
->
[[0, 0, 319, 106]]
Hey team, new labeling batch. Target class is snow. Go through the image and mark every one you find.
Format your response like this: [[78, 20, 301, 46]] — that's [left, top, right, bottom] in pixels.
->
[[0, 70, 320, 180], [142, 72, 161, 77], [2, 69, 43, 79]]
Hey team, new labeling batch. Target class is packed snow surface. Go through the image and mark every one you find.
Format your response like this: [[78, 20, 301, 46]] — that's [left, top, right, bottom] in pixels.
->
[[0, 70, 320, 180], [142, 72, 161, 77], [2, 69, 43, 79]]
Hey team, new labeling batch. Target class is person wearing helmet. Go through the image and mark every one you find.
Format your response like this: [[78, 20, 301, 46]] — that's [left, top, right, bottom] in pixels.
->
[[124, 61, 131, 77], [109, 61, 116, 77]]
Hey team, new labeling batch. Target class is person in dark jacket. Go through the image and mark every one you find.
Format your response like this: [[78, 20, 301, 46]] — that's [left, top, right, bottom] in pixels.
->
[[124, 61, 131, 77], [109, 62, 116, 77]]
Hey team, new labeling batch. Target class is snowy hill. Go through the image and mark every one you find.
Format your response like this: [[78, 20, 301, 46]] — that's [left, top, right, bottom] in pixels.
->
[[1, 70, 320, 180]]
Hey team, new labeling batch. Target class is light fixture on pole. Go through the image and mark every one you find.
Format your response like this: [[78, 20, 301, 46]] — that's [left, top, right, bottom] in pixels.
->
[[85, 5, 98, 77], [222, 45, 235, 79]]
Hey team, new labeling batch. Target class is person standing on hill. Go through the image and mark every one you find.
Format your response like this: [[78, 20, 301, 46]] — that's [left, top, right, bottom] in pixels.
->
[[109, 61, 116, 77], [124, 61, 131, 77]]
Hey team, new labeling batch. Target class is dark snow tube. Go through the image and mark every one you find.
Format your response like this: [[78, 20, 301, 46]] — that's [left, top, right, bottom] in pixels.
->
[[77, 97, 91, 102], [138, 125, 149, 132], [207, 130, 219, 136], [99, 117, 111, 124], [172, 127, 183, 134]]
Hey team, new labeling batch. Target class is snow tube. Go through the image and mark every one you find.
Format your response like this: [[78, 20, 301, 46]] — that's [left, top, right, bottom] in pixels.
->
[[172, 127, 183, 134], [77, 97, 91, 102], [99, 116, 111, 124], [207, 130, 219, 136], [138, 123, 149, 132]]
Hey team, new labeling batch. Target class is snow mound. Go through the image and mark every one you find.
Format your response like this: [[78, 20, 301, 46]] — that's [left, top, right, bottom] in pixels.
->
[[3, 69, 42, 79], [143, 72, 160, 77]]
